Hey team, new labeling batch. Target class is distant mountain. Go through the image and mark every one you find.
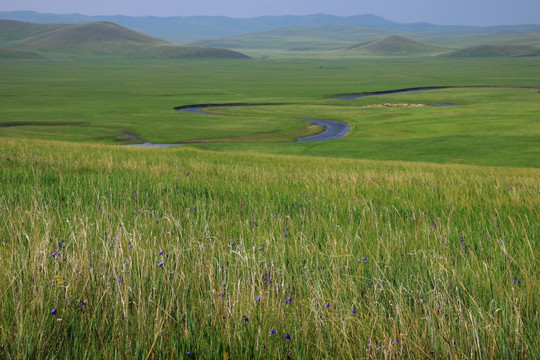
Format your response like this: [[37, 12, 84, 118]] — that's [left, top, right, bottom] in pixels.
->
[[2, 20, 249, 59], [6, 11, 538, 44], [0, 11, 399, 43], [191, 25, 392, 51], [1, 11, 539, 51], [347, 35, 448, 55], [440, 44, 540, 57]]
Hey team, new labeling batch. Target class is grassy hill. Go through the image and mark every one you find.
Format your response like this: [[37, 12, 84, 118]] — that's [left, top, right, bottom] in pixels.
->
[[347, 35, 448, 55], [0, 47, 42, 59], [0, 20, 68, 45], [192, 25, 391, 51], [15, 21, 165, 50], [440, 44, 540, 57], [7, 20, 249, 59]]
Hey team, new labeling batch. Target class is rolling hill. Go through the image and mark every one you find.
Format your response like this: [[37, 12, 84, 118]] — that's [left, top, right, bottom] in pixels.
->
[[191, 25, 391, 51], [0, 19, 69, 44], [347, 35, 448, 55], [440, 44, 540, 57], [2, 11, 540, 44], [14, 21, 166, 52], [0, 47, 42, 59], [4, 20, 249, 59]]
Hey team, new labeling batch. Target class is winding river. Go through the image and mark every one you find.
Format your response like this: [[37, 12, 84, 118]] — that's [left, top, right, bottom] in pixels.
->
[[174, 104, 350, 143], [128, 85, 539, 147]]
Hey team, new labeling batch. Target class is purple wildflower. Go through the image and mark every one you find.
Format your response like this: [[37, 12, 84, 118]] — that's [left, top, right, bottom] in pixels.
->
[[325, 302, 330, 308], [285, 296, 292, 304], [80, 301, 86, 306], [50, 309, 57, 315], [159, 250, 164, 255], [52, 252, 57, 258], [256, 296, 261, 302], [117, 277, 122, 284], [352, 309, 357, 314], [270, 328, 276, 334], [285, 333, 291, 340], [158, 262, 164, 268], [259, 246, 263, 251], [243, 316, 249, 323]]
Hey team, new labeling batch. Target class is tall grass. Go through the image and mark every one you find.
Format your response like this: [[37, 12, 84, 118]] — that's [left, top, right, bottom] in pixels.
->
[[0, 138, 538, 358]]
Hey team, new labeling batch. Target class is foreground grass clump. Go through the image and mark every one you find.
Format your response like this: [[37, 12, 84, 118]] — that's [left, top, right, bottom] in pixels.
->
[[0, 139, 538, 359]]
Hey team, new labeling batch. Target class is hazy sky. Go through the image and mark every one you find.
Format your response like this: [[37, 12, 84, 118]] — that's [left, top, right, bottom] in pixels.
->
[[1, 0, 539, 26]]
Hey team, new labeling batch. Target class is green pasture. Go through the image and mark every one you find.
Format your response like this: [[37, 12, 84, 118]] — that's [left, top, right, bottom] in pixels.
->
[[0, 139, 538, 358], [0, 57, 539, 168]]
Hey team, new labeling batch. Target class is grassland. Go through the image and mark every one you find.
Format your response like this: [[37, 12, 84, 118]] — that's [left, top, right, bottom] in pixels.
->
[[1, 57, 539, 167], [0, 138, 538, 358], [0, 39, 539, 358]]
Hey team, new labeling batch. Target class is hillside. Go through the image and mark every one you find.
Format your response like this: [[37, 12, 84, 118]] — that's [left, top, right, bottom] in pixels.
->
[[0, 20, 69, 45], [15, 21, 164, 52], [1, 138, 539, 358], [440, 44, 540, 57], [347, 35, 448, 55], [9, 21, 249, 58], [0, 47, 42, 59]]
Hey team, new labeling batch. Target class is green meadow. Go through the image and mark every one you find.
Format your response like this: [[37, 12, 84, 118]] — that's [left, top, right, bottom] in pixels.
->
[[1, 139, 539, 358], [1, 57, 539, 167], [0, 54, 539, 359]]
